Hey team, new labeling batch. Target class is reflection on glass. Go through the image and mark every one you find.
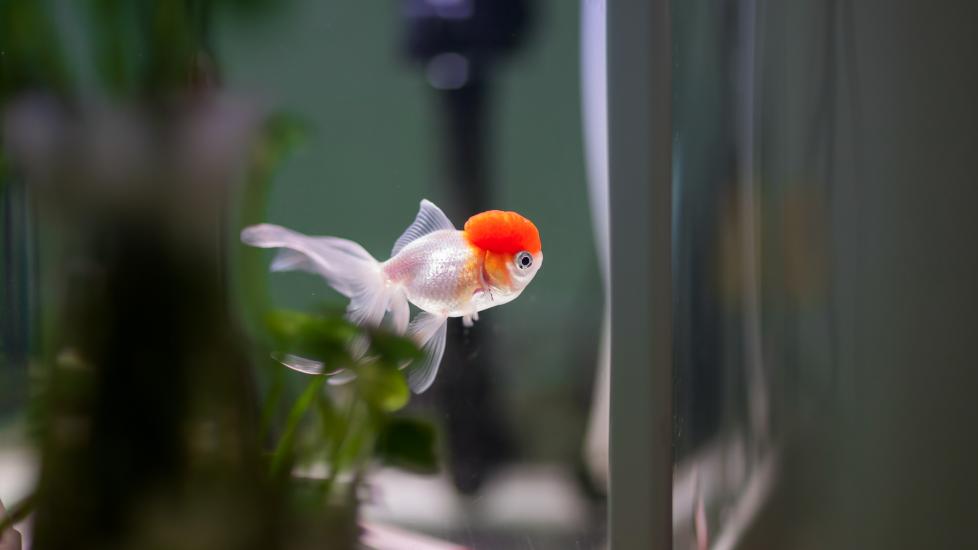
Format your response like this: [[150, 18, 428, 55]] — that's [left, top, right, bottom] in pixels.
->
[[671, 0, 839, 545], [672, 1, 978, 548]]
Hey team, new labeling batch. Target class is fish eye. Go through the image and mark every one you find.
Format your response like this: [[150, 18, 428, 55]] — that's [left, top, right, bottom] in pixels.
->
[[515, 251, 533, 270]]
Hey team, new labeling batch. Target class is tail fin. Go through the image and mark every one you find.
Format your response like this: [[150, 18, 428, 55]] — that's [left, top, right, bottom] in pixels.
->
[[241, 223, 405, 332]]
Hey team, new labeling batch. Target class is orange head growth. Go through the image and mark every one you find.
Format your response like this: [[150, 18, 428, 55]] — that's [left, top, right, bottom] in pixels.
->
[[463, 210, 542, 254]]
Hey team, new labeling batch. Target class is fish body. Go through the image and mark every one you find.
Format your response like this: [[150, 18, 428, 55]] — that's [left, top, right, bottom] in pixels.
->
[[383, 229, 483, 317], [242, 199, 542, 393]]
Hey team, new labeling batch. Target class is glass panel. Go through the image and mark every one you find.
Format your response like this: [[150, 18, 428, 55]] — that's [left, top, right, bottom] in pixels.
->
[[672, 1, 978, 547], [672, 2, 780, 546]]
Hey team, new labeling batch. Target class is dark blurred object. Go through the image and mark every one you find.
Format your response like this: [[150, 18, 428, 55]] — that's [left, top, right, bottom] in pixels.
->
[[399, 0, 534, 495], [0, 0, 67, 421], [0, 166, 35, 416], [0, 1, 361, 548], [403, 0, 531, 67], [401, 0, 532, 208], [2, 96, 288, 550]]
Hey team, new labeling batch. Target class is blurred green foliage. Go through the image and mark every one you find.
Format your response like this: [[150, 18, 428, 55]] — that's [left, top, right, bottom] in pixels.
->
[[375, 417, 440, 474], [265, 309, 359, 367], [0, 0, 288, 101], [0, 0, 439, 547], [0, 0, 71, 101], [260, 308, 436, 492]]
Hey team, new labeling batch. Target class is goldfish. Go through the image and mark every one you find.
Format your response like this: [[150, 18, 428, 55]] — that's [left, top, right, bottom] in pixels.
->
[[241, 199, 543, 393]]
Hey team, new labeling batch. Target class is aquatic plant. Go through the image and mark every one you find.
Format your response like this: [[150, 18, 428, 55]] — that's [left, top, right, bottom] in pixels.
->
[[0, 2, 437, 549]]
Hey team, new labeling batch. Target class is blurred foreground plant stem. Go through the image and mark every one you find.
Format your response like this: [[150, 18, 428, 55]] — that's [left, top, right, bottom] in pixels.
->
[[1, 1, 292, 549], [15, 99, 283, 550]]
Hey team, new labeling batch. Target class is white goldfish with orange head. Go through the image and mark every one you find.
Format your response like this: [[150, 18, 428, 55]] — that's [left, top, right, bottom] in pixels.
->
[[242, 199, 543, 393]]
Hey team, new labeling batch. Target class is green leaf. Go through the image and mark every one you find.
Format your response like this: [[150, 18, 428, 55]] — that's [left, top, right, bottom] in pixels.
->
[[357, 363, 409, 413], [366, 329, 424, 365], [374, 417, 439, 474], [258, 365, 286, 442], [261, 113, 312, 164], [264, 309, 357, 368], [269, 376, 327, 477]]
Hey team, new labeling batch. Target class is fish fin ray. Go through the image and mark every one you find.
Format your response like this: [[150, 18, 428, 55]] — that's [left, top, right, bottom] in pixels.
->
[[272, 353, 329, 375], [388, 287, 410, 335], [242, 223, 394, 335], [242, 224, 378, 298], [327, 369, 357, 385], [404, 312, 449, 394], [391, 199, 455, 257], [270, 249, 313, 273]]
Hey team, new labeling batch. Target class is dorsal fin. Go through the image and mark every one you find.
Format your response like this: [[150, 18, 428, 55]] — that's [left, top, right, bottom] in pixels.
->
[[391, 199, 455, 257]]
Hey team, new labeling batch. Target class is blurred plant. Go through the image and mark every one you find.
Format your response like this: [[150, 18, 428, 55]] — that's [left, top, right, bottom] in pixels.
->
[[0, 1, 438, 549], [259, 308, 438, 490], [1, 0, 291, 103]]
